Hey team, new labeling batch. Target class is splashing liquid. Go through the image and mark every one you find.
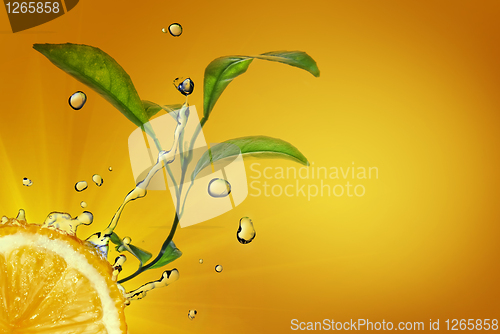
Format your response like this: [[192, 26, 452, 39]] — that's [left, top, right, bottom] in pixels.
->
[[3, 101, 190, 309], [69, 91, 87, 110], [42, 211, 93, 236], [207, 178, 231, 198], [125, 269, 179, 300], [86, 102, 190, 254], [75, 181, 88, 192], [237, 217, 256, 244]]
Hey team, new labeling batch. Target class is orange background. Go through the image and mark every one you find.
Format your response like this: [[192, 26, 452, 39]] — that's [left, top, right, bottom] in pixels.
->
[[1, 1, 500, 333]]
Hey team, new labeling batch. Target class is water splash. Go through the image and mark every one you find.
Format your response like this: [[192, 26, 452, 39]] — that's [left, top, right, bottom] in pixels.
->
[[125, 269, 179, 301], [88, 103, 190, 253], [42, 211, 93, 236], [112, 255, 127, 282]]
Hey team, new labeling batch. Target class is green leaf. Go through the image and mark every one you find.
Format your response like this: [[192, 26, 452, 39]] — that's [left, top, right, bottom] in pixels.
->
[[203, 51, 319, 122], [142, 100, 183, 120], [203, 57, 254, 120], [147, 241, 182, 270], [128, 244, 153, 264], [255, 51, 320, 77], [33, 43, 149, 128], [192, 136, 309, 179], [109, 232, 122, 246], [110, 232, 152, 264]]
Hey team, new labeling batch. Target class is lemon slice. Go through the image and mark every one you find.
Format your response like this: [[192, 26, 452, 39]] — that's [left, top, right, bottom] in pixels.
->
[[0, 218, 127, 334]]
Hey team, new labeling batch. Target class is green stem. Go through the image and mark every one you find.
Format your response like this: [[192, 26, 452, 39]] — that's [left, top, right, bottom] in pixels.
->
[[118, 214, 180, 283], [119, 115, 208, 284]]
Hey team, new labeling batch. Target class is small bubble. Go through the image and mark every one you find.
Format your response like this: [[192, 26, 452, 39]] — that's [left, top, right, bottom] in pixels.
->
[[108, 166, 113, 171], [22, 177, 33, 187], [161, 27, 167, 33], [173, 77, 194, 96], [199, 259, 203, 264], [75, 181, 88, 192], [92, 174, 103, 187], [208, 178, 231, 198], [168, 23, 182, 37], [237, 217, 256, 244], [215, 265, 223, 273], [188, 309, 197, 320], [80, 201, 87, 208], [68, 91, 87, 110]]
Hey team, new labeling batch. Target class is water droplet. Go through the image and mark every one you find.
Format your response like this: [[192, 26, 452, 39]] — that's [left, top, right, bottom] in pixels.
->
[[199, 259, 203, 264], [161, 27, 167, 33], [80, 201, 87, 208], [237, 217, 256, 244], [22, 177, 33, 187], [68, 91, 87, 110], [75, 181, 88, 192], [77, 211, 94, 226], [173, 77, 194, 96], [215, 265, 223, 273], [208, 178, 231, 198], [188, 309, 197, 320], [168, 23, 182, 37], [92, 174, 103, 187], [108, 166, 113, 171]]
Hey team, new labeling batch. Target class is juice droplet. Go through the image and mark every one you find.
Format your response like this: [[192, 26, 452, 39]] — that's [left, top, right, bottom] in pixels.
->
[[208, 178, 231, 198], [80, 201, 88, 208], [168, 23, 182, 37], [188, 310, 197, 320], [199, 258, 203, 264], [237, 217, 256, 244], [92, 174, 103, 187], [215, 265, 223, 273], [108, 166, 113, 171], [68, 91, 87, 110], [75, 181, 88, 192], [173, 77, 194, 96], [22, 177, 33, 187]]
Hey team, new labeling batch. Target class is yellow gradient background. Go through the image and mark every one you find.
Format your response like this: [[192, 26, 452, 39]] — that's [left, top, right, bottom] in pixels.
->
[[1, 1, 500, 333]]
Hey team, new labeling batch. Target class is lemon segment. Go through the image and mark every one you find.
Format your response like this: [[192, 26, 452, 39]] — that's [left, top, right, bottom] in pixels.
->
[[0, 221, 127, 334]]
